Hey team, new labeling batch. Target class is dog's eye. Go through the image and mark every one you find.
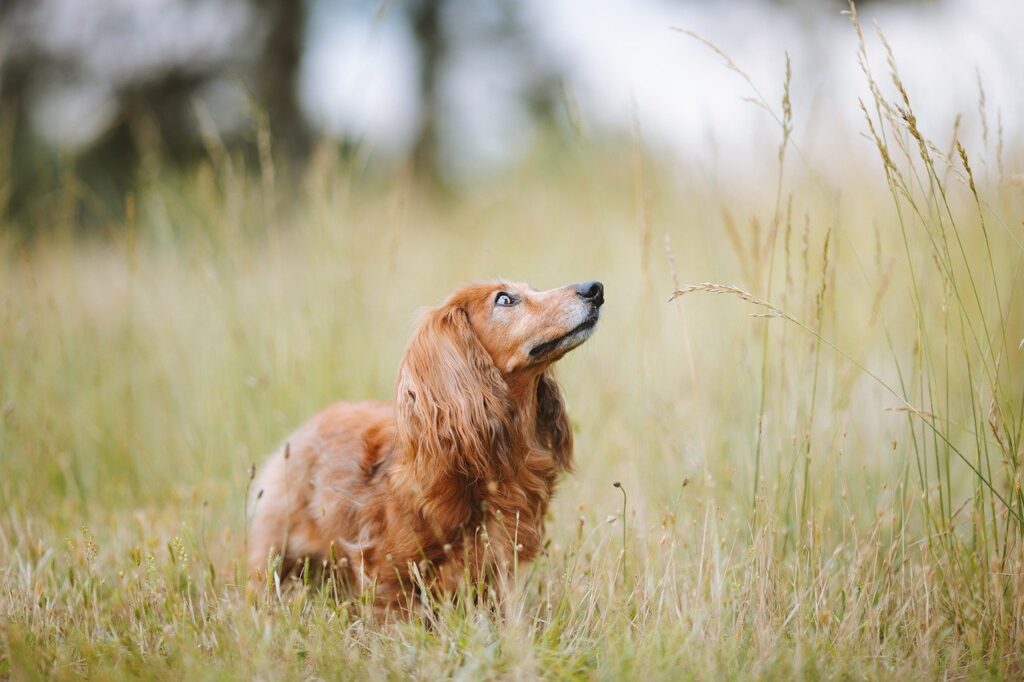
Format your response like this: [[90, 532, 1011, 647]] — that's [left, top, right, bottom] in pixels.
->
[[494, 292, 516, 307]]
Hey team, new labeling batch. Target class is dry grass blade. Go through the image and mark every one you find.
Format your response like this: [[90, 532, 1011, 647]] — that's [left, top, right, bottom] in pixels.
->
[[668, 282, 789, 320]]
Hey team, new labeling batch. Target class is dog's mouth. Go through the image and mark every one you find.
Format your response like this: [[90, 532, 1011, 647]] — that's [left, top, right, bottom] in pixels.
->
[[529, 313, 600, 360]]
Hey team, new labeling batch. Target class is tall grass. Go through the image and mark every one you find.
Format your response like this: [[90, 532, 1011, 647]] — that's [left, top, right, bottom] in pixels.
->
[[2, 9, 1023, 679], [673, 6, 1024, 660]]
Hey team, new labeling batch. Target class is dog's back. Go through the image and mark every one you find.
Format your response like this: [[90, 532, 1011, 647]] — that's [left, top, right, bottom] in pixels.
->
[[247, 401, 394, 582]]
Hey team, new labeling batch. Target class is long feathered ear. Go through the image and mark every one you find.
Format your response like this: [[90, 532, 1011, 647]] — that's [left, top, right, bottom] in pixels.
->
[[536, 372, 573, 472], [396, 305, 514, 479]]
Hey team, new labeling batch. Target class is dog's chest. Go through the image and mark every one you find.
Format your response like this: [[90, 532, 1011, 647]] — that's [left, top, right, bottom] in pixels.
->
[[476, 446, 560, 553]]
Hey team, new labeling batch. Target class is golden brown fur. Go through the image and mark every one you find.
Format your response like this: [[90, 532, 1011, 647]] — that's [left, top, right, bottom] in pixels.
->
[[248, 280, 603, 612]]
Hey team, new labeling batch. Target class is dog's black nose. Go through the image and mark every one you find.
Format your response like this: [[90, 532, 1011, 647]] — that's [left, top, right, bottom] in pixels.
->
[[576, 280, 604, 307]]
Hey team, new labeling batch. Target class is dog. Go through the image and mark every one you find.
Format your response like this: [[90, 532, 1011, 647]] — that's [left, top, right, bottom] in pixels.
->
[[247, 280, 604, 611]]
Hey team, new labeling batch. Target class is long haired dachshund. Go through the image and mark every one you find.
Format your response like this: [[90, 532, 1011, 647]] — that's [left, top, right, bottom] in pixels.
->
[[248, 280, 604, 610]]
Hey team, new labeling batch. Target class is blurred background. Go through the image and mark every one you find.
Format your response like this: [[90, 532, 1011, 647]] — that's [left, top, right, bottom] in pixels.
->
[[2, 2, 1024, 675], [2, 0, 1021, 231]]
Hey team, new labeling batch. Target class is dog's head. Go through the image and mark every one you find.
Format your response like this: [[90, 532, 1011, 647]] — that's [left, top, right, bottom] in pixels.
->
[[395, 281, 603, 477], [444, 280, 604, 374]]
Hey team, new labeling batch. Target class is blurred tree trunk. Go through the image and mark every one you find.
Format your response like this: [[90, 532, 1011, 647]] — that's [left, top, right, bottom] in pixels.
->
[[503, 3, 562, 134], [0, 0, 37, 220], [410, 0, 445, 183], [257, 0, 311, 163]]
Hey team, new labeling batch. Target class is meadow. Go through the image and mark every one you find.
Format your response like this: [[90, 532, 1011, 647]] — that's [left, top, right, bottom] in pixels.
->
[[2, 15, 1023, 680]]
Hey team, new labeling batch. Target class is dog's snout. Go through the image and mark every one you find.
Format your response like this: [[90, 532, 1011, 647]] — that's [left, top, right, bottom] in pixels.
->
[[576, 280, 604, 307]]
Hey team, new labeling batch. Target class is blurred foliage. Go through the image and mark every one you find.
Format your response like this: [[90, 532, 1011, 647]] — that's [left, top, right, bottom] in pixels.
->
[[0, 0, 569, 234]]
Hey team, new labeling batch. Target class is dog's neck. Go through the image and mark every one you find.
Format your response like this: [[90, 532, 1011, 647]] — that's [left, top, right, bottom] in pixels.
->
[[504, 367, 544, 416]]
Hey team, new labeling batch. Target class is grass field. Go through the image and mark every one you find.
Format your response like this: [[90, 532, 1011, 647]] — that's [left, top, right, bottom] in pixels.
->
[[2, 17, 1023, 680]]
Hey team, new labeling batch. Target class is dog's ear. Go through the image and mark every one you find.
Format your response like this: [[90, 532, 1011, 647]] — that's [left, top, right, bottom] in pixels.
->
[[536, 372, 573, 471], [396, 305, 514, 479]]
